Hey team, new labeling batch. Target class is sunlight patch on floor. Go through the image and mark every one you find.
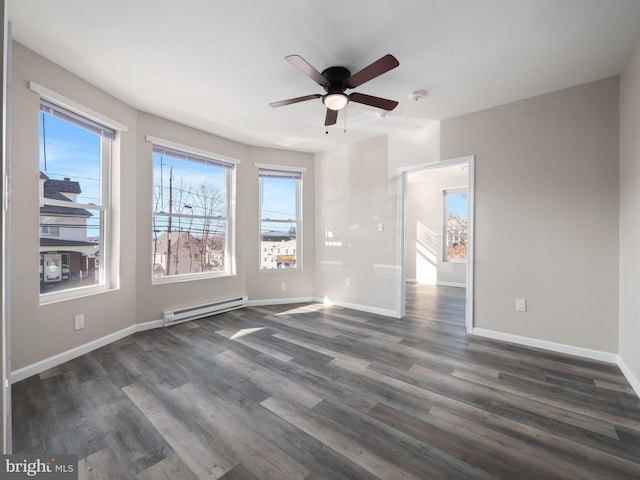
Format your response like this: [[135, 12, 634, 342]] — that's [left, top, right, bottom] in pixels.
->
[[229, 327, 266, 340], [276, 302, 330, 316]]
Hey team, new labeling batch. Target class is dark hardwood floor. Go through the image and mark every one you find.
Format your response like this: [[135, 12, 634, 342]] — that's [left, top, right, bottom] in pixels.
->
[[12, 284, 640, 479]]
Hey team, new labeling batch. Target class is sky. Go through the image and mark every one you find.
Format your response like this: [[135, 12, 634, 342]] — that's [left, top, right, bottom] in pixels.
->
[[39, 112, 101, 205], [447, 191, 468, 220], [261, 177, 296, 220], [152, 152, 226, 216], [39, 112, 103, 238], [260, 176, 298, 236]]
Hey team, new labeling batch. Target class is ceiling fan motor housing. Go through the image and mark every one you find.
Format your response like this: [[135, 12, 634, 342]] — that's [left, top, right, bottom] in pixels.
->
[[321, 66, 351, 94]]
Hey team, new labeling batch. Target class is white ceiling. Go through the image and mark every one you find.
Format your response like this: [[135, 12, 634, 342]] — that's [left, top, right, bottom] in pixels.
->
[[8, 0, 640, 153]]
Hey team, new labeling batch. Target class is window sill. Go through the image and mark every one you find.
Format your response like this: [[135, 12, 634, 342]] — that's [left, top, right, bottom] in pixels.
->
[[40, 284, 116, 306], [258, 267, 302, 273], [152, 270, 235, 285]]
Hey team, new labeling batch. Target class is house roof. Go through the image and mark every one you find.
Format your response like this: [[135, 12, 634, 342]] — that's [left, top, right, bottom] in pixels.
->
[[40, 238, 97, 247], [40, 203, 92, 217], [40, 176, 92, 217], [44, 177, 82, 195]]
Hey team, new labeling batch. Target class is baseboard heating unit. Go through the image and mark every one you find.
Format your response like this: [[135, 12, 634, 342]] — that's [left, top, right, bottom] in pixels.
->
[[163, 295, 248, 326]]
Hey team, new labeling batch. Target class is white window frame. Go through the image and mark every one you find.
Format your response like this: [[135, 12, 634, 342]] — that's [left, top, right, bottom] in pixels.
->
[[257, 164, 304, 272], [443, 187, 468, 263], [148, 136, 238, 284], [35, 91, 122, 304]]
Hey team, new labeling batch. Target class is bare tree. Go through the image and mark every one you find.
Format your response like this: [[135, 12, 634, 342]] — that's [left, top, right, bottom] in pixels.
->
[[153, 167, 224, 276], [171, 177, 190, 275], [193, 182, 224, 272], [152, 179, 163, 275]]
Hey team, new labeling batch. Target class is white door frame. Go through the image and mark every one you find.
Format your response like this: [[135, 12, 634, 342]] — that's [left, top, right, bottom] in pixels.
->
[[1, 12, 11, 453], [396, 155, 475, 332]]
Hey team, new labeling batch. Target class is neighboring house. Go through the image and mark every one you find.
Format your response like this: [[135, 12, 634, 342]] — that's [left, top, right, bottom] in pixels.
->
[[153, 229, 224, 276], [260, 238, 297, 269], [260, 226, 297, 268], [39, 172, 98, 290]]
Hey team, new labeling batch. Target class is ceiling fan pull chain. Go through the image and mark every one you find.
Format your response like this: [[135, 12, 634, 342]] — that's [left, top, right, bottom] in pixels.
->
[[344, 106, 347, 133]]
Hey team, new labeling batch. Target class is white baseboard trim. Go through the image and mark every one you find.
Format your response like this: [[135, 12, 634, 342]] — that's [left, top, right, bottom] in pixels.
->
[[471, 327, 618, 364], [136, 319, 165, 332], [10, 319, 164, 384], [406, 278, 418, 284], [248, 297, 315, 307], [617, 356, 640, 399], [313, 297, 397, 319], [436, 281, 466, 288]]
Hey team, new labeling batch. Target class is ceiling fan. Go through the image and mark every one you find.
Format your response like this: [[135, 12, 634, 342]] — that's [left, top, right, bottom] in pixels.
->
[[270, 54, 400, 126]]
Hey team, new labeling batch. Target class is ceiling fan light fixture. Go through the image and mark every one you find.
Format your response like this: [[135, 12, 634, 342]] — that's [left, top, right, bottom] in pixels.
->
[[323, 93, 349, 111]]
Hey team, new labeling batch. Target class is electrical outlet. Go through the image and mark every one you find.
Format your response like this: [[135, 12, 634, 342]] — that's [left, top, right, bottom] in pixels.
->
[[74, 314, 85, 330], [515, 298, 527, 312], [280, 282, 286, 291], [345, 277, 351, 287]]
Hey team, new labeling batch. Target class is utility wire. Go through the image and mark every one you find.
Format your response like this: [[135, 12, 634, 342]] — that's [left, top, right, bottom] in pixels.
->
[[42, 113, 48, 171]]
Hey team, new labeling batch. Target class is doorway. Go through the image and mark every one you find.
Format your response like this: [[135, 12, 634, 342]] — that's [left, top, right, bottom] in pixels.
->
[[397, 156, 474, 332]]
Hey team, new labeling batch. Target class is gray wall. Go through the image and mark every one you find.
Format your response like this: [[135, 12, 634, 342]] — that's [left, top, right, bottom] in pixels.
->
[[313, 122, 441, 316], [10, 43, 139, 370], [315, 77, 620, 354], [9, 43, 315, 370], [245, 146, 315, 302], [441, 77, 620, 352], [314, 136, 399, 315], [619, 36, 640, 388]]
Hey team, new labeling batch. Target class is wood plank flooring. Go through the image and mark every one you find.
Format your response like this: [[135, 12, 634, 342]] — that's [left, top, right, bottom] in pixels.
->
[[12, 284, 640, 479]]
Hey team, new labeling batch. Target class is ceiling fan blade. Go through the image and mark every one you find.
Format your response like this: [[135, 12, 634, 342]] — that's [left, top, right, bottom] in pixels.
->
[[285, 55, 327, 86], [325, 108, 338, 126], [349, 92, 399, 111], [269, 94, 322, 108], [346, 54, 399, 88]]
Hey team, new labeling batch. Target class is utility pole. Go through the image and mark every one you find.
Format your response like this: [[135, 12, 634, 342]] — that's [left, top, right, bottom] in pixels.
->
[[166, 167, 172, 275]]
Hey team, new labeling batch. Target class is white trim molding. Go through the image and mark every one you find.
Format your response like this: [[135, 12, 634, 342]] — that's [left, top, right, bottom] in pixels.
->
[[397, 155, 475, 331], [10, 319, 164, 384], [254, 163, 306, 173], [472, 327, 619, 364], [314, 297, 398, 319], [471, 328, 640, 399], [248, 297, 315, 307], [146, 134, 241, 165], [29, 81, 128, 132], [617, 357, 640, 399]]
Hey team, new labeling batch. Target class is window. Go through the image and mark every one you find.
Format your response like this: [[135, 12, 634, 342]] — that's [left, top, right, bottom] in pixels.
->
[[39, 100, 113, 297], [444, 188, 468, 262], [259, 167, 302, 269], [40, 217, 60, 237], [151, 143, 235, 281]]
